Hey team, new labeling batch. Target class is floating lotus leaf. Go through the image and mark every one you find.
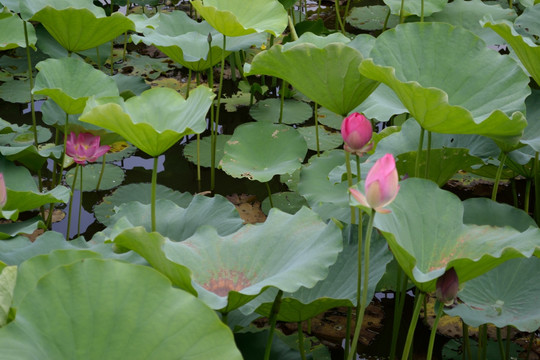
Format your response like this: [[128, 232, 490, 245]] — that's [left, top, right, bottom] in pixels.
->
[[261, 191, 309, 215], [64, 163, 125, 191], [249, 98, 312, 125], [359, 22, 530, 146], [114, 207, 342, 312], [26, 3, 134, 52], [183, 134, 231, 168], [297, 125, 343, 152], [346, 6, 400, 31], [190, 0, 288, 37], [240, 224, 392, 322], [220, 122, 308, 183], [0, 157, 70, 221], [0, 79, 46, 103], [246, 32, 379, 116], [0, 218, 44, 240], [104, 196, 243, 240], [373, 178, 540, 292], [80, 86, 215, 157], [33, 57, 119, 114], [383, 0, 447, 17], [0, 12, 36, 50], [131, 10, 266, 71], [445, 257, 540, 332], [0, 258, 242, 359], [482, 15, 540, 87], [316, 107, 343, 130]]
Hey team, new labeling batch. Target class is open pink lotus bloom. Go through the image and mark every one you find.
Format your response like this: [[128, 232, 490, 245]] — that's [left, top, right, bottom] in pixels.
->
[[0, 173, 6, 208], [66, 132, 110, 165], [349, 153, 399, 214], [341, 112, 373, 155]]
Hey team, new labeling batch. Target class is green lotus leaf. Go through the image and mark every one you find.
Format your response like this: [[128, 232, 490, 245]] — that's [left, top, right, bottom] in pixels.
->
[[33, 57, 119, 114], [514, 4, 540, 41], [19, 0, 102, 20], [249, 98, 312, 124], [80, 86, 215, 157], [220, 122, 307, 183], [0, 217, 45, 240], [346, 5, 400, 31], [383, 0, 447, 17], [0, 265, 16, 327], [445, 257, 540, 332], [240, 223, 392, 322], [521, 89, 540, 151], [0, 144, 63, 171], [296, 125, 343, 152], [261, 191, 309, 215], [463, 197, 537, 230], [0, 258, 242, 359], [104, 196, 243, 240], [0, 79, 46, 103], [183, 134, 231, 168], [30, 7, 134, 52], [353, 83, 407, 122], [0, 157, 70, 220], [0, 12, 36, 50], [131, 10, 266, 71], [112, 73, 150, 98], [482, 16, 540, 87], [246, 32, 379, 116], [374, 178, 540, 292], [190, 0, 287, 37], [359, 22, 530, 146], [114, 207, 342, 312], [65, 163, 124, 192], [316, 107, 343, 130]]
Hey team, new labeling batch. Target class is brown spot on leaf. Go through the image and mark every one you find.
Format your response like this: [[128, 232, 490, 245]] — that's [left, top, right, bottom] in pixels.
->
[[202, 269, 252, 297]]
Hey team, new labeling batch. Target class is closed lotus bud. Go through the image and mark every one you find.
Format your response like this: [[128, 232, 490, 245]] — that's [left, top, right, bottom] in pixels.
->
[[436, 268, 459, 306], [341, 112, 373, 155]]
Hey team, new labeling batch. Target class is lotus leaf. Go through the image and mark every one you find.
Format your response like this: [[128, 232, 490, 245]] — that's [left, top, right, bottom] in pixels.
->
[[0, 218, 44, 240], [249, 98, 312, 124], [190, 0, 287, 37], [64, 163, 124, 191], [79, 85, 215, 157], [0, 265, 15, 327], [383, 0, 447, 17], [0, 12, 36, 50], [521, 89, 540, 151], [114, 207, 342, 312], [359, 22, 530, 146], [373, 178, 540, 292], [0, 79, 46, 103], [297, 125, 343, 152], [183, 134, 231, 168], [246, 32, 379, 116]]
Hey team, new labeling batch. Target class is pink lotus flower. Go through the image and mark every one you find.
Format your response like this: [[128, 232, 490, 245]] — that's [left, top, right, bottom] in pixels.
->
[[349, 153, 399, 214], [436, 268, 459, 306], [341, 113, 373, 155], [0, 173, 6, 208], [65, 132, 110, 165]]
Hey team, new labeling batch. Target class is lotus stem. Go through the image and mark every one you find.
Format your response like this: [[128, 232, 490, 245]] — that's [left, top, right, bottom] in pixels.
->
[[399, 0, 406, 23], [151, 156, 158, 232], [186, 68, 192, 98], [347, 211, 375, 360], [196, 134, 201, 193], [288, 16, 299, 41], [207, 34, 216, 191], [534, 152, 540, 224], [96, 153, 106, 191], [415, 127, 425, 178], [314, 103, 320, 156], [421, 0, 425, 21], [279, 79, 286, 124], [297, 322, 307, 360], [66, 164, 79, 240], [390, 268, 408, 360], [77, 165, 83, 238], [122, 1, 130, 62], [524, 179, 531, 213], [265, 182, 274, 208], [463, 321, 471, 360], [511, 179, 518, 207], [345, 151, 355, 224], [263, 289, 284, 360], [505, 327, 511, 359], [526, 331, 534, 360], [317, 0, 322, 19], [334, 0, 346, 34], [425, 131, 432, 178], [210, 35, 227, 191], [401, 291, 426, 360], [382, 8, 391, 32], [110, 40, 115, 75], [426, 300, 444, 360], [496, 327, 506, 360], [492, 152, 507, 201], [344, 307, 352, 359]]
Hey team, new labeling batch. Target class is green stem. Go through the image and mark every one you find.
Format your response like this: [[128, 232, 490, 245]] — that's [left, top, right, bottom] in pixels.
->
[[297, 322, 307, 360], [426, 301, 444, 360], [186, 68, 192, 99], [263, 290, 284, 360], [317, 0, 322, 19], [196, 133, 201, 193], [511, 179, 518, 208], [279, 79, 287, 124], [288, 16, 299, 41], [151, 156, 158, 232], [347, 211, 375, 360], [497, 327, 506, 360], [334, 0, 346, 34], [96, 46, 101, 70], [535, 152, 540, 224], [421, 0, 425, 21], [401, 291, 426, 360], [505, 327, 511, 360], [415, 128, 425, 178], [399, 0, 406, 23], [96, 153, 106, 191], [382, 7, 391, 31], [122, 1, 130, 62], [66, 164, 79, 240], [526, 331, 534, 360], [345, 151, 355, 224], [463, 322, 471, 360], [314, 103, 320, 156], [221, 312, 228, 325], [478, 324, 487, 360], [524, 179, 531, 213], [425, 131, 431, 179], [110, 39, 114, 75], [265, 182, 274, 208], [492, 152, 507, 201], [344, 307, 352, 359], [208, 67, 215, 190], [390, 268, 408, 360], [77, 165, 83, 238]]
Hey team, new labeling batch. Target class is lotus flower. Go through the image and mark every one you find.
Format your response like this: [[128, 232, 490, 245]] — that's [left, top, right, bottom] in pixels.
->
[[65, 132, 110, 165], [436, 268, 459, 306], [341, 112, 373, 155], [349, 153, 399, 214], [0, 173, 6, 208]]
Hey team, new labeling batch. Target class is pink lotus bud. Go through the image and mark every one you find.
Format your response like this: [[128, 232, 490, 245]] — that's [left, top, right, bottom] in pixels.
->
[[341, 113, 373, 155], [66, 132, 110, 165], [0, 173, 6, 208], [436, 268, 459, 306], [349, 154, 399, 214]]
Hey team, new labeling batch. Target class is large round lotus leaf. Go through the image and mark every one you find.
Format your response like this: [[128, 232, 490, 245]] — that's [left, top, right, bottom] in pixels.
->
[[93, 183, 193, 226], [0, 258, 242, 360], [445, 257, 540, 332], [426, 0, 517, 46], [79, 86, 215, 157], [183, 134, 231, 168], [0, 13, 36, 50], [190, 0, 288, 37], [373, 178, 540, 292], [241, 223, 392, 322], [316, 107, 343, 130], [359, 22, 530, 146], [64, 163, 124, 191], [0, 79, 46, 103], [246, 32, 379, 116], [249, 98, 312, 125], [297, 125, 343, 152], [104, 196, 243, 240], [482, 17, 540, 88], [131, 10, 266, 71], [19, 0, 102, 19], [383, 0, 447, 17], [220, 122, 308, 183], [261, 191, 309, 215], [114, 207, 342, 312], [463, 197, 537, 231], [0, 157, 69, 221], [33, 57, 119, 114], [29, 8, 134, 52]]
